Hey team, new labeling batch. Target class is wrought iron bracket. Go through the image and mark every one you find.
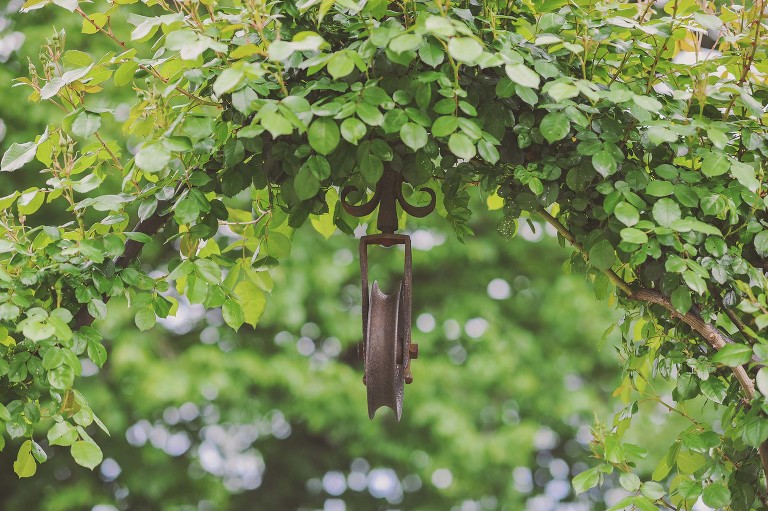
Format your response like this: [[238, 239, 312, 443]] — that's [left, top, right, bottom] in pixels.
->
[[340, 170, 436, 234]]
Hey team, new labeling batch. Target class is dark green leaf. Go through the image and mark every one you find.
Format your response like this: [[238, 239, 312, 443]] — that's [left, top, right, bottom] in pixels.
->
[[539, 112, 570, 144], [592, 150, 617, 177], [589, 240, 615, 270], [308, 118, 340, 155]]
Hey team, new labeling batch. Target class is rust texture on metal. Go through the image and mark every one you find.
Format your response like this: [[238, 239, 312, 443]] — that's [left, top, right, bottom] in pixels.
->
[[341, 170, 434, 420]]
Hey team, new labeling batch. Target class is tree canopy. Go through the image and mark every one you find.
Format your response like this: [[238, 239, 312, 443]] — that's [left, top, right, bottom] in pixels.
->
[[2, 0, 768, 509]]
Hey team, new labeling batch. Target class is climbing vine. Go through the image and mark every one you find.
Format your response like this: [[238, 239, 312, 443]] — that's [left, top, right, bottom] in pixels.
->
[[2, 0, 768, 507]]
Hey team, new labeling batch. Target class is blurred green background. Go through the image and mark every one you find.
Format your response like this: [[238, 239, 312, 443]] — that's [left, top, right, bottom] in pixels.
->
[[0, 3, 687, 510]]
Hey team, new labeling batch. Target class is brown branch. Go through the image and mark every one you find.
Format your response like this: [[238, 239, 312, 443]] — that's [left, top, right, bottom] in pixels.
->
[[72, 202, 173, 329], [632, 289, 754, 395], [536, 207, 632, 295], [535, 207, 768, 490]]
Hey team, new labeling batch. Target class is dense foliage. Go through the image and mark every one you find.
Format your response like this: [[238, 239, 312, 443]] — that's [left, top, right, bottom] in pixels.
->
[[2, 0, 768, 508]]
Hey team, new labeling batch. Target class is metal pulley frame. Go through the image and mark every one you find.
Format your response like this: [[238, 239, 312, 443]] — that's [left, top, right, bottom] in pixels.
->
[[341, 170, 435, 420]]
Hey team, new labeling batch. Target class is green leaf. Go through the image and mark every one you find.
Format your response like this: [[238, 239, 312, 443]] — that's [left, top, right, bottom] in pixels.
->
[[701, 152, 729, 177], [48, 422, 78, 446], [418, 41, 444, 67], [546, 82, 579, 102], [235, 281, 266, 327], [23, 321, 55, 342], [382, 110, 408, 134], [620, 228, 647, 244], [495, 77, 516, 98], [327, 52, 354, 79], [71, 110, 102, 138], [263, 232, 291, 258], [641, 481, 665, 500], [683, 270, 706, 295], [477, 140, 499, 164], [400, 122, 428, 151], [71, 440, 103, 470], [682, 430, 720, 452], [700, 377, 728, 404], [194, 258, 222, 284], [294, 164, 320, 200], [743, 416, 768, 447], [515, 85, 538, 106], [135, 141, 171, 173], [572, 467, 600, 494], [711, 343, 752, 367], [304, 155, 331, 180], [671, 287, 692, 314], [186, 274, 209, 304], [447, 37, 483, 64], [431, 116, 459, 137], [175, 196, 201, 224], [632, 94, 662, 113], [702, 483, 731, 508], [675, 373, 699, 401], [646, 180, 674, 197], [87, 340, 107, 368], [42, 347, 67, 370], [134, 307, 157, 331], [359, 151, 383, 185], [754, 231, 768, 258], [213, 67, 245, 96], [356, 103, 384, 126], [308, 118, 340, 155], [48, 365, 75, 390], [88, 299, 107, 320], [676, 478, 702, 500], [731, 161, 759, 192], [1, 141, 37, 172], [113, 61, 138, 87], [632, 496, 658, 511], [589, 240, 615, 271], [222, 299, 245, 330], [448, 132, 476, 160], [614, 202, 639, 226], [757, 367, 768, 396], [261, 111, 294, 138], [505, 63, 540, 89], [592, 150, 617, 177], [0, 403, 10, 421], [539, 112, 570, 144], [646, 126, 678, 146], [389, 33, 422, 54], [619, 472, 641, 492], [311, 211, 336, 239], [340, 118, 366, 145], [18, 189, 44, 216], [652, 198, 681, 227], [14, 441, 36, 478]]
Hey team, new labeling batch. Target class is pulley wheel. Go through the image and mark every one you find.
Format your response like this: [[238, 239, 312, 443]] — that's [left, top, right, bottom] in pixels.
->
[[365, 281, 405, 420]]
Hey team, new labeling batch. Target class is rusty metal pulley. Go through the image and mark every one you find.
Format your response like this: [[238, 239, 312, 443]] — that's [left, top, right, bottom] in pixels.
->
[[341, 170, 435, 420]]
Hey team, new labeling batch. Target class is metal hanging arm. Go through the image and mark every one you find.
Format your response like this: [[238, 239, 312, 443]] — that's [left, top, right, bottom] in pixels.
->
[[340, 170, 436, 234]]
